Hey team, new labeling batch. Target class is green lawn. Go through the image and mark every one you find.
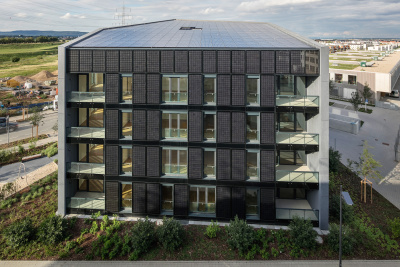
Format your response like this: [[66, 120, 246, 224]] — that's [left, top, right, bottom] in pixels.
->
[[329, 63, 357, 70], [329, 57, 372, 62]]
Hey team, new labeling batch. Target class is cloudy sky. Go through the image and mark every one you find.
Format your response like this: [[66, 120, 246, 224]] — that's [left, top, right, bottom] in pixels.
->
[[0, 0, 399, 38]]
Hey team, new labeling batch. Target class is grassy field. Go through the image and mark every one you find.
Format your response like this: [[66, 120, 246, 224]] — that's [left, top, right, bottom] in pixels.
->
[[0, 43, 61, 78], [329, 63, 358, 70]]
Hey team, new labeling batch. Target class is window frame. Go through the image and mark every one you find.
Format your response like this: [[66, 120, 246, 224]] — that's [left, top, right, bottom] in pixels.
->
[[120, 109, 133, 139], [246, 187, 260, 219], [161, 110, 188, 140], [120, 182, 132, 212], [335, 74, 343, 84], [120, 145, 132, 175], [161, 184, 174, 214], [246, 149, 260, 181], [161, 147, 188, 177], [161, 74, 188, 103], [246, 112, 260, 143], [203, 75, 217, 105], [348, 75, 357, 85], [203, 148, 216, 179], [189, 186, 216, 215], [246, 75, 260, 105], [78, 144, 104, 164], [120, 74, 133, 103], [203, 111, 216, 141]]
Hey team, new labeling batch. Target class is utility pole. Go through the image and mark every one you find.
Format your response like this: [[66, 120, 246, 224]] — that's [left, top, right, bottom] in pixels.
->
[[114, 1, 132, 26]]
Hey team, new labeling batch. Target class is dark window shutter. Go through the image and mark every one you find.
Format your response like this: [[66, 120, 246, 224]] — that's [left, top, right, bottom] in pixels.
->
[[147, 50, 160, 73], [133, 74, 146, 104], [147, 147, 160, 177], [106, 50, 119, 72], [188, 111, 202, 142], [246, 51, 260, 74], [188, 147, 203, 179], [105, 145, 119, 176], [79, 50, 92, 72], [147, 183, 160, 215], [291, 50, 305, 74], [217, 51, 231, 73], [231, 150, 246, 181], [120, 50, 132, 72], [133, 183, 146, 213], [132, 146, 146, 177], [232, 51, 245, 73], [174, 184, 189, 216], [260, 188, 275, 220], [231, 75, 245, 106], [188, 74, 202, 105], [133, 50, 146, 73], [189, 51, 202, 73], [105, 181, 119, 213], [231, 112, 246, 143], [92, 50, 105, 72], [217, 112, 231, 143], [147, 110, 160, 140], [217, 75, 231, 106], [147, 74, 160, 104], [217, 148, 231, 180], [260, 113, 275, 144], [232, 187, 246, 219], [105, 109, 119, 140], [203, 51, 216, 73], [161, 51, 174, 73], [105, 74, 120, 104], [175, 51, 188, 73], [276, 50, 290, 74], [133, 109, 146, 140], [68, 50, 79, 72], [216, 187, 231, 219], [260, 150, 275, 182], [261, 51, 274, 74], [260, 75, 275, 107]]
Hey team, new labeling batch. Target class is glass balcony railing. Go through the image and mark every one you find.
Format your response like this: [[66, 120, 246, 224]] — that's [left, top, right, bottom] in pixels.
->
[[276, 208, 319, 221], [276, 170, 319, 183], [68, 127, 105, 139], [204, 128, 216, 139], [247, 93, 259, 105], [276, 95, 319, 107], [67, 197, 105, 210], [163, 164, 187, 175], [204, 92, 216, 104], [163, 128, 188, 138], [68, 91, 105, 103], [276, 132, 319, 145], [122, 199, 132, 208], [67, 162, 105, 175], [162, 92, 188, 103], [190, 202, 216, 213]]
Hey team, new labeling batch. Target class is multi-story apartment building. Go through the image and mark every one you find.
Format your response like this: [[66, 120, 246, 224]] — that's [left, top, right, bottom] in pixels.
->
[[58, 20, 329, 230]]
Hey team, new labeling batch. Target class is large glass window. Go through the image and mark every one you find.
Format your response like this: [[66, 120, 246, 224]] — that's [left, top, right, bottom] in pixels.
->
[[162, 112, 187, 139], [121, 147, 132, 174], [121, 183, 132, 210], [189, 186, 216, 213], [204, 150, 216, 178], [121, 112, 132, 138], [204, 76, 216, 104], [79, 108, 104, 127], [246, 114, 259, 142], [203, 113, 216, 140], [161, 185, 173, 212], [246, 189, 259, 216], [78, 179, 103, 192], [335, 74, 343, 83], [78, 144, 104, 163], [277, 75, 295, 95], [247, 151, 259, 180], [162, 76, 188, 103], [121, 75, 132, 102], [278, 151, 306, 165], [78, 75, 87, 92], [278, 188, 306, 199], [278, 113, 305, 132], [162, 148, 187, 175], [78, 73, 103, 92], [246, 76, 259, 105]]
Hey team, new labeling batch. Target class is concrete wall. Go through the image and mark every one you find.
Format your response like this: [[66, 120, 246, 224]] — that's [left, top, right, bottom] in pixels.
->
[[329, 113, 361, 134]]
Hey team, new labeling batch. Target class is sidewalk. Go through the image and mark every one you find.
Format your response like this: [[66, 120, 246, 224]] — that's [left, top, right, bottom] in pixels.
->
[[8, 109, 57, 123]]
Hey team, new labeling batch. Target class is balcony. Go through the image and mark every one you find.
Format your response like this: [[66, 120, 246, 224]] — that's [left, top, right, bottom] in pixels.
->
[[68, 127, 105, 139], [67, 192, 105, 210], [162, 92, 188, 103], [67, 162, 105, 175], [276, 132, 319, 147], [163, 164, 187, 175], [275, 199, 319, 221], [276, 165, 319, 183], [163, 128, 188, 139], [68, 91, 105, 103], [276, 95, 319, 107]]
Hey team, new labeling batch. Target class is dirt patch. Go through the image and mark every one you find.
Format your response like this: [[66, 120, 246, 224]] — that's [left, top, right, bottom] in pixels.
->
[[30, 70, 57, 82], [11, 75, 28, 83]]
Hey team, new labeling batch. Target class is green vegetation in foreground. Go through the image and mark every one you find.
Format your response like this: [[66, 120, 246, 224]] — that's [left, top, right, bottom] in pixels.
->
[[329, 63, 357, 70]]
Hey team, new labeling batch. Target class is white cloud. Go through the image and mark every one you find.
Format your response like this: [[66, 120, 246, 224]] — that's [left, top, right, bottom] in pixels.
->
[[237, 0, 320, 12], [60, 13, 86, 19], [36, 13, 44, 17], [15, 13, 27, 18], [200, 7, 224, 15]]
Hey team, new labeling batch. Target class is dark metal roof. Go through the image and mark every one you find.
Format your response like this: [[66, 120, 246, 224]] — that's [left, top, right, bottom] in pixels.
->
[[70, 19, 314, 49]]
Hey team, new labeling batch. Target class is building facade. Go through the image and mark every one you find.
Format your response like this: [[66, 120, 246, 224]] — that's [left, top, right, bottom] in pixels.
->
[[58, 20, 329, 229]]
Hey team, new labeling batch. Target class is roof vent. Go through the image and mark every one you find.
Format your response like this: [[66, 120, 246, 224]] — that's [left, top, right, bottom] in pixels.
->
[[180, 27, 202, 30]]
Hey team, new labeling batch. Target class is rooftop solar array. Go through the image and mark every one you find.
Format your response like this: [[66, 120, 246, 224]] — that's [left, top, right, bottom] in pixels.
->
[[71, 20, 313, 49]]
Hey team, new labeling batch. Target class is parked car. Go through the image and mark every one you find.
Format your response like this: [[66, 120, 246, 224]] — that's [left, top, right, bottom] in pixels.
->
[[389, 90, 399, 98], [0, 117, 18, 134]]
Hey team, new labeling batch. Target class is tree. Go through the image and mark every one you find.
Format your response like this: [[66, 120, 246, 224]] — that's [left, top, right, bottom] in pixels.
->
[[52, 120, 58, 134], [360, 82, 373, 111], [349, 91, 361, 112], [28, 107, 44, 138], [348, 141, 382, 203]]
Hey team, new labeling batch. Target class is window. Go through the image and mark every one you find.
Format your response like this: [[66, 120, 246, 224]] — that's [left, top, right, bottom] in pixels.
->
[[203, 150, 216, 178], [348, 75, 357, 85], [162, 112, 187, 139], [246, 76, 260, 105], [247, 151, 259, 180], [246, 189, 259, 217], [162, 76, 188, 103], [278, 188, 306, 199], [121, 147, 132, 174], [161, 185, 173, 212], [78, 73, 104, 92], [79, 108, 104, 127], [78, 179, 104, 192], [246, 114, 259, 142], [78, 75, 87, 92], [277, 75, 294, 95], [162, 148, 187, 175], [189, 186, 216, 213], [121, 183, 132, 211], [335, 74, 343, 83], [277, 113, 305, 132], [121, 75, 132, 102], [78, 144, 104, 163], [278, 150, 306, 165], [121, 111, 132, 138], [204, 76, 216, 104], [203, 113, 216, 140]]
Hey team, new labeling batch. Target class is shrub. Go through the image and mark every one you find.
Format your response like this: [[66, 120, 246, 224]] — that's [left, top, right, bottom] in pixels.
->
[[11, 56, 20, 62], [329, 147, 342, 173], [42, 142, 58, 157], [205, 220, 221, 238], [54, 158, 58, 164], [288, 216, 317, 250], [4, 218, 35, 247], [157, 217, 185, 252], [18, 144, 25, 154], [28, 138, 37, 149], [37, 215, 68, 245], [330, 194, 354, 224], [326, 223, 356, 255], [125, 217, 156, 260], [225, 215, 256, 256], [90, 221, 99, 234], [388, 217, 400, 239], [64, 240, 77, 252], [0, 149, 11, 162]]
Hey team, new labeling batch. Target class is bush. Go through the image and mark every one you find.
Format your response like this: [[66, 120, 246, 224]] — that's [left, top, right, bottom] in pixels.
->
[[326, 223, 356, 255], [330, 195, 354, 224], [205, 220, 221, 238], [388, 217, 400, 239], [126, 217, 156, 260], [28, 138, 38, 149], [288, 216, 317, 250], [18, 145, 25, 154], [157, 217, 185, 252], [0, 149, 11, 163], [42, 143, 58, 157], [37, 215, 68, 245], [11, 56, 20, 62], [225, 216, 255, 255], [4, 218, 35, 247], [90, 221, 99, 234], [329, 147, 342, 173]]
